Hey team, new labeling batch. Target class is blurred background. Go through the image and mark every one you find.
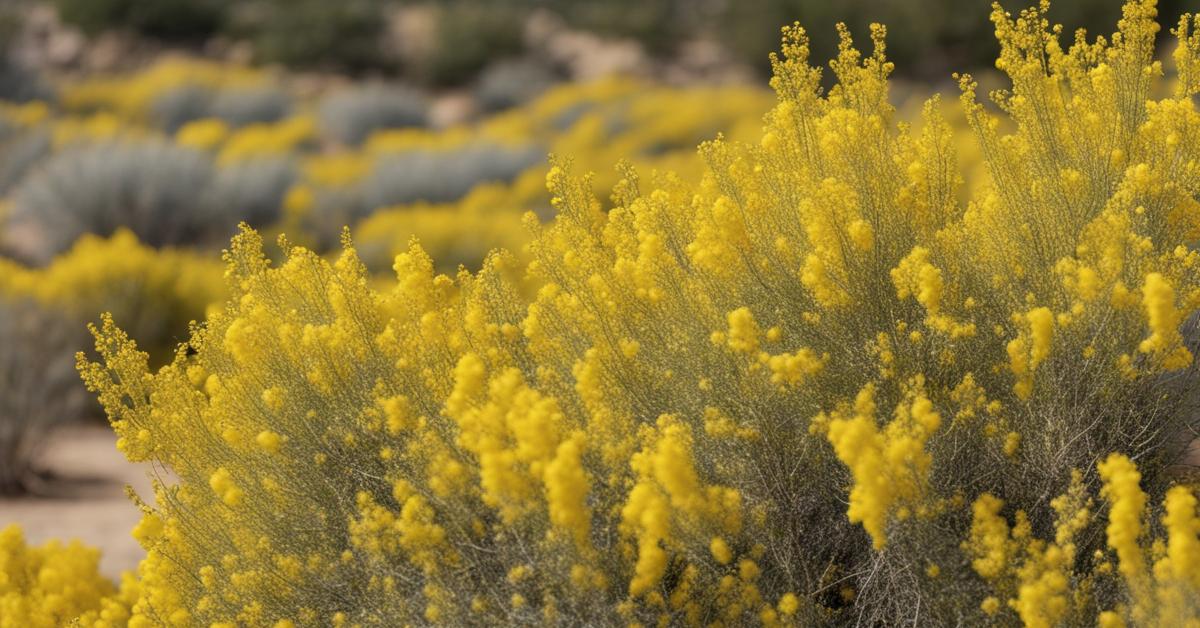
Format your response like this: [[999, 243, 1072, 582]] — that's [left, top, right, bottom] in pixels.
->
[[3, 0, 1193, 86], [0, 0, 1192, 578]]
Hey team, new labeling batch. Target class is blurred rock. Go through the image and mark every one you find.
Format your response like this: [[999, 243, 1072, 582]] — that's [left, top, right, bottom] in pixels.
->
[[662, 38, 756, 85], [525, 10, 648, 81], [9, 4, 83, 69], [429, 91, 477, 128]]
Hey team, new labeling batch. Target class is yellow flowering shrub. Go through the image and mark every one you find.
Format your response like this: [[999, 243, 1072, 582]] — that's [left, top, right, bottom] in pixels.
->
[[0, 230, 223, 362], [0, 525, 134, 628], [50, 112, 132, 148], [60, 59, 267, 124], [482, 77, 771, 199], [0, 101, 50, 128], [353, 183, 533, 273], [175, 118, 230, 151], [217, 115, 317, 164], [55, 0, 1200, 625]]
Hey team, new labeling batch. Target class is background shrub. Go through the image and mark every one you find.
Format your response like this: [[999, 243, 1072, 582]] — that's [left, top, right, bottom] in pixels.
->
[[549, 0, 694, 56], [3, 139, 261, 261], [361, 143, 542, 208], [317, 84, 428, 146], [0, 229, 225, 365], [152, 84, 290, 133], [0, 63, 53, 104], [0, 298, 87, 495], [209, 157, 296, 228], [475, 59, 559, 113], [207, 86, 291, 128], [149, 85, 212, 133], [0, 128, 50, 195], [354, 188, 532, 273], [8, 140, 217, 260], [416, 2, 526, 87], [0, 525, 130, 623]]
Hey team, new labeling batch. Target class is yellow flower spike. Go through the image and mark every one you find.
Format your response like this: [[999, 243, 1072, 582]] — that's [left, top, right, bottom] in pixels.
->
[[725, 307, 761, 354], [544, 434, 594, 553], [826, 382, 940, 550], [255, 430, 283, 453], [777, 592, 800, 615], [710, 537, 733, 565], [1003, 432, 1021, 458], [1098, 454, 1153, 622], [1161, 486, 1200, 588], [892, 247, 943, 315], [847, 219, 874, 251], [1138, 273, 1193, 369]]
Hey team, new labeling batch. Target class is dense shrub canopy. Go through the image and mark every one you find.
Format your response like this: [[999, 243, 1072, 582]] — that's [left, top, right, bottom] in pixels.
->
[[67, 0, 1200, 625]]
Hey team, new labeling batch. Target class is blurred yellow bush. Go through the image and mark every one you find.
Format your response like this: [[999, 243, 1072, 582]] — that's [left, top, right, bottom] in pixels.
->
[[0, 230, 223, 362]]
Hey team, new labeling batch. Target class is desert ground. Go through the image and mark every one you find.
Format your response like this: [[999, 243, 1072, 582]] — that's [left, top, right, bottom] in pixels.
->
[[1, 424, 156, 578]]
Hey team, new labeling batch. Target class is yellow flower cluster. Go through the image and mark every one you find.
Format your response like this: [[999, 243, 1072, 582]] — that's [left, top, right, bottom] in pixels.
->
[[965, 471, 1092, 625], [175, 118, 230, 151], [0, 101, 50, 127], [1096, 453, 1200, 625], [823, 380, 944, 550], [0, 525, 135, 627], [1138, 272, 1193, 369]]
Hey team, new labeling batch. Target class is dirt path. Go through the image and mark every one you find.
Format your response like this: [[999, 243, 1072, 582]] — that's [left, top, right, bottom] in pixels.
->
[[0, 424, 155, 579]]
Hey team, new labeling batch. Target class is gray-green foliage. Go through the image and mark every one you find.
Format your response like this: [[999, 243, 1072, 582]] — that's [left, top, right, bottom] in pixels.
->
[[8, 140, 225, 260], [361, 143, 541, 208], [299, 144, 541, 249], [0, 298, 87, 495], [0, 63, 54, 104], [151, 85, 212, 133], [208, 87, 291, 127], [0, 127, 50, 195], [317, 84, 428, 146], [475, 60, 559, 112], [210, 158, 296, 227], [152, 85, 292, 132], [303, 186, 366, 251]]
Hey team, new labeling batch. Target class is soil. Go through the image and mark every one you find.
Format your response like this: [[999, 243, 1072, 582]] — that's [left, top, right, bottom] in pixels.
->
[[0, 423, 155, 579]]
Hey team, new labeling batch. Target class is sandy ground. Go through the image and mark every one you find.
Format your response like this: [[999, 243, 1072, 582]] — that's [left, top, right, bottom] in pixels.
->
[[0, 424, 155, 579]]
